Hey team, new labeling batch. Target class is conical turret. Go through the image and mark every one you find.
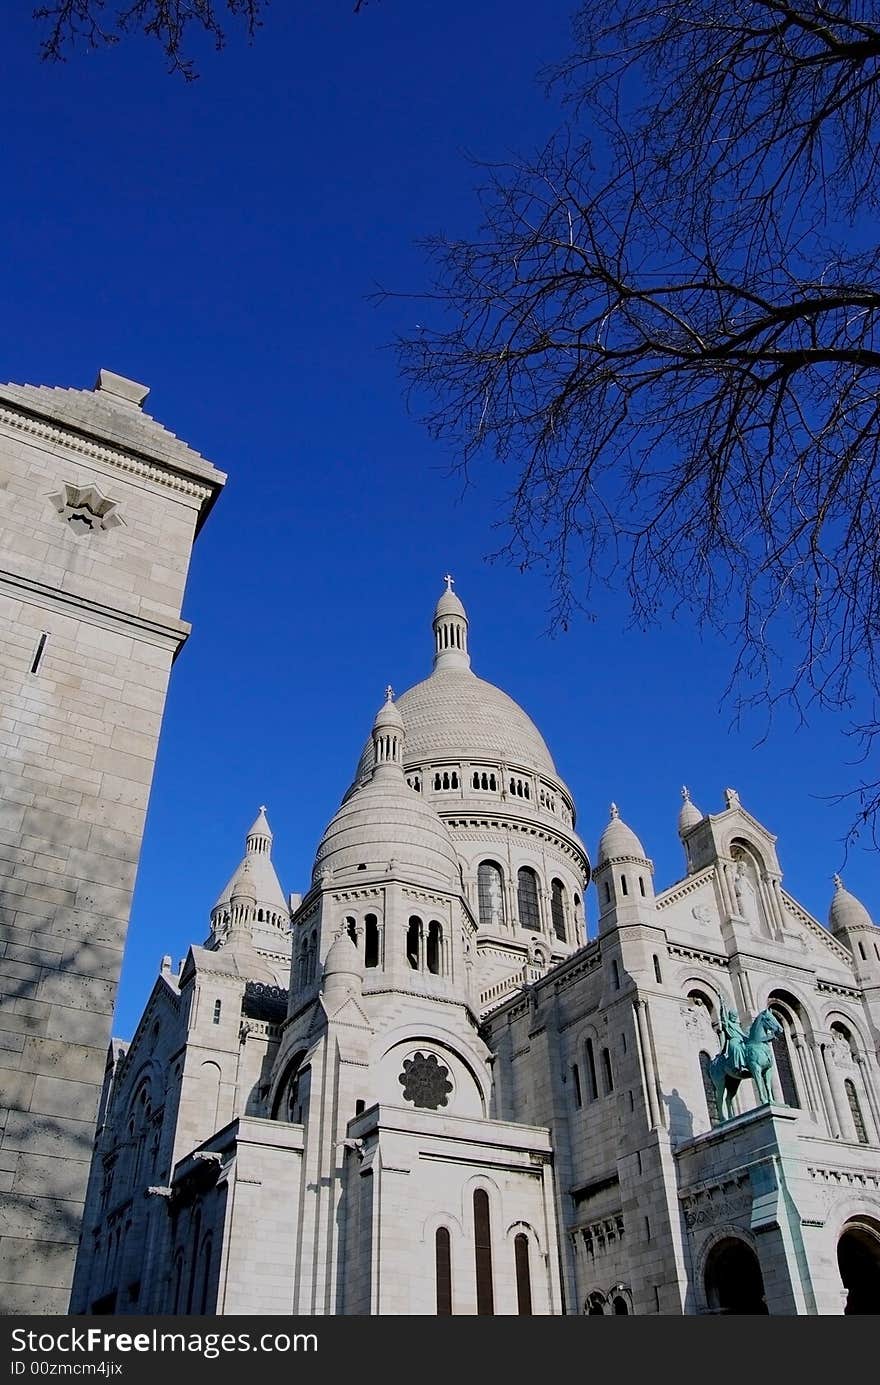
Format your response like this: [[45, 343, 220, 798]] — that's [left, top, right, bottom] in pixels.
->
[[209, 806, 291, 957]]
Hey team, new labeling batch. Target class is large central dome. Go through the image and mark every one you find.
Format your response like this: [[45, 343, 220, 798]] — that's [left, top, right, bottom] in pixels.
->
[[355, 580, 558, 783], [356, 667, 557, 780]]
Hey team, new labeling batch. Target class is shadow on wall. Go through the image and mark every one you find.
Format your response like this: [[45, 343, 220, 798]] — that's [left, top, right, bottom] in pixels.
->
[[663, 1088, 695, 1141], [0, 886, 117, 1284]]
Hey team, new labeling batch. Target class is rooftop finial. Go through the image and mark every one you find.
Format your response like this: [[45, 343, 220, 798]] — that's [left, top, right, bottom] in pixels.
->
[[833, 873, 843, 889], [432, 576, 470, 671], [385, 684, 394, 702], [681, 786, 690, 802], [610, 802, 619, 819]]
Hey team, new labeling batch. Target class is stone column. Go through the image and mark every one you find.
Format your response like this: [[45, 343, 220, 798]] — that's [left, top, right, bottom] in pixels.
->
[[855, 1054, 880, 1143], [817, 1042, 844, 1138], [633, 1000, 658, 1129]]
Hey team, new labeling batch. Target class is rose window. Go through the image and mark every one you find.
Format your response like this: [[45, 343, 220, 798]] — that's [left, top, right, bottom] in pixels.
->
[[398, 1051, 453, 1110]]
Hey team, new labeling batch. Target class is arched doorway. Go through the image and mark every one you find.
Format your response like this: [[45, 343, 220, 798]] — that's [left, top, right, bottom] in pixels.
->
[[838, 1220, 880, 1314], [704, 1238, 768, 1314]]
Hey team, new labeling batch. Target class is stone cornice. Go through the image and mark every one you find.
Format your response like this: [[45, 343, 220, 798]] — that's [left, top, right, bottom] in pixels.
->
[[0, 403, 219, 507], [780, 889, 856, 969], [0, 566, 190, 652], [667, 942, 730, 969], [655, 866, 716, 909], [444, 813, 589, 870]]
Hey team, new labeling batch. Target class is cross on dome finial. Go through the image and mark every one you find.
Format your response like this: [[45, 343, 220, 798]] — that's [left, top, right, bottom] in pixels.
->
[[681, 786, 690, 802], [444, 573, 454, 591], [259, 804, 266, 813], [610, 802, 619, 819], [833, 873, 844, 889], [385, 684, 394, 702]]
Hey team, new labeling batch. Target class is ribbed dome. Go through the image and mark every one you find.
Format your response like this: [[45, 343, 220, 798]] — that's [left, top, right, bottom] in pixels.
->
[[356, 668, 557, 780], [435, 587, 467, 621], [597, 804, 647, 865], [829, 876, 874, 934], [678, 787, 703, 836], [314, 775, 460, 890], [374, 689, 404, 732]]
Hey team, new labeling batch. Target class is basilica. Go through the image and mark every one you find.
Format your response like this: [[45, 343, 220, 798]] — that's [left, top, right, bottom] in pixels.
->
[[69, 582, 880, 1315]]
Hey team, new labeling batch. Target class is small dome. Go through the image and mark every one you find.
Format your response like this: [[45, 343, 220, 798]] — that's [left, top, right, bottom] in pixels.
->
[[678, 786, 702, 836], [314, 777, 460, 891], [374, 687, 404, 732], [829, 876, 874, 934], [597, 803, 647, 865], [323, 929, 363, 979], [434, 586, 467, 621]]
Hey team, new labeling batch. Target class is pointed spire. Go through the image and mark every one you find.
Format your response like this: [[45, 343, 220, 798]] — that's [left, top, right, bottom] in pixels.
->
[[678, 785, 703, 836], [246, 805, 272, 856], [432, 575, 470, 671]]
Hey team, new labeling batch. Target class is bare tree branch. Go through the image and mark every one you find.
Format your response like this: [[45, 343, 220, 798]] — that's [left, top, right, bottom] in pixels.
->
[[390, 2, 880, 838]]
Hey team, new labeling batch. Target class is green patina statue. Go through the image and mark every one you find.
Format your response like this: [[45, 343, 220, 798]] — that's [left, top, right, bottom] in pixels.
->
[[708, 1005, 784, 1122]]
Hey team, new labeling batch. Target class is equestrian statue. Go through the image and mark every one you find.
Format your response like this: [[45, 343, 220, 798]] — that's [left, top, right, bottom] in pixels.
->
[[708, 1005, 784, 1122]]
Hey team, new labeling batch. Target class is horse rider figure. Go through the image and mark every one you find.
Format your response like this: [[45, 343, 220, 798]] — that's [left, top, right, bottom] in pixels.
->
[[719, 1005, 749, 1075]]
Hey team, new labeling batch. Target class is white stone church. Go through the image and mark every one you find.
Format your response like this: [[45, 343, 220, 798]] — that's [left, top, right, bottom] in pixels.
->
[[68, 582, 880, 1316]]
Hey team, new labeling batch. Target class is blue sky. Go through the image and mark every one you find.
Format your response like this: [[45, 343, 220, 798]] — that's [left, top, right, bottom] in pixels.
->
[[2, 3, 876, 1037]]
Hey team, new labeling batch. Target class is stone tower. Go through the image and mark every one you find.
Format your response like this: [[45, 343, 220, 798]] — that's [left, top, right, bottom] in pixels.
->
[[0, 369, 224, 1312]]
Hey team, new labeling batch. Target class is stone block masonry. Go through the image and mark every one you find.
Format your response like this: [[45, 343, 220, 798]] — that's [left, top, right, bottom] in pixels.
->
[[0, 370, 224, 1312]]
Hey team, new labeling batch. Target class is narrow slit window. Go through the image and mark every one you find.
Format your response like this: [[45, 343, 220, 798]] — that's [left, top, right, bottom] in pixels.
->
[[30, 632, 49, 675], [514, 1234, 532, 1315], [473, 1190, 494, 1315], [212, 1000, 221, 1024], [436, 1227, 452, 1315], [572, 1064, 582, 1107]]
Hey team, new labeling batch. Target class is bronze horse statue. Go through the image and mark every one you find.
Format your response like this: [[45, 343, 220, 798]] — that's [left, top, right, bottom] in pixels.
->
[[708, 1007, 784, 1122]]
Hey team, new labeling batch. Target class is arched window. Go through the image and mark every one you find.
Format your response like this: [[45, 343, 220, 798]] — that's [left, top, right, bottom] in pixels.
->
[[704, 1238, 768, 1314], [186, 1209, 201, 1313], [364, 914, 379, 969], [406, 916, 422, 970], [585, 1039, 599, 1101], [602, 1047, 614, 1093], [478, 862, 505, 929], [514, 1234, 532, 1315], [427, 921, 443, 975], [572, 1064, 582, 1107], [838, 1219, 880, 1313], [612, 1295, 629, 1315], [172, 1251, 185, 1313], [473, 1190, 494, 1315], [700, 1051, 720, 1127], [517, 868, 541, 931], [345, 916, 358, 945], [199, 1237, 213, 1314], [435, 1227, 452, 1315], [769, 1004, 800, 1107], [551, 879, 567, 941], [653, 955, 663, 984], [845, 1079, 869, 1144]]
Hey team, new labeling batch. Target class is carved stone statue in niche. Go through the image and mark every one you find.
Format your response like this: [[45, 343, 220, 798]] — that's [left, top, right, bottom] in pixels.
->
[[732, 855, 765, 933]]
